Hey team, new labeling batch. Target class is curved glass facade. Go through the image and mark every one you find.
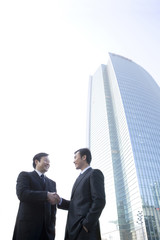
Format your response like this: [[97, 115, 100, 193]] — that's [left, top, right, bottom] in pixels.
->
[[87, 53, 160, 240]]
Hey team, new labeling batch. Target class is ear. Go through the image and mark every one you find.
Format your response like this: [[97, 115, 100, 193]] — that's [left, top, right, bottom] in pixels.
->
[[35, 159, 39, 166], [82, 155, 87, 161]]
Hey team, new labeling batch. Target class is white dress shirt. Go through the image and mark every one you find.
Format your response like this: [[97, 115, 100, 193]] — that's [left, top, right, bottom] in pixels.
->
[[81, 166, 91, 174]]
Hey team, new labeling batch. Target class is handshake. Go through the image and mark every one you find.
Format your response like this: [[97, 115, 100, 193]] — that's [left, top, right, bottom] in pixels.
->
[[47, 192, 61, 205]]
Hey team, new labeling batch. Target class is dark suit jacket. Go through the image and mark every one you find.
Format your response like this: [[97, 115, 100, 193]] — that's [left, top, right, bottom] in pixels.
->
[[12, 171, 57, 240], [58, 168, 106, 240]]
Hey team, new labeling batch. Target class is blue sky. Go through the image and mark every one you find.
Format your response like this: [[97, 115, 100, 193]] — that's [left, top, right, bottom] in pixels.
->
[[0, 0, 160, 239]]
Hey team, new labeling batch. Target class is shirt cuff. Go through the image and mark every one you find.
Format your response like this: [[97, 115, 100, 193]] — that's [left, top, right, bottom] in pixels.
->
[[58, 197, 62, 205]]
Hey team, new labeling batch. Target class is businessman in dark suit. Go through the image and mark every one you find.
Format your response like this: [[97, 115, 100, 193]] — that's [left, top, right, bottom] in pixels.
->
[[57, 148, 106, 240], [12, 152, 58, 240]]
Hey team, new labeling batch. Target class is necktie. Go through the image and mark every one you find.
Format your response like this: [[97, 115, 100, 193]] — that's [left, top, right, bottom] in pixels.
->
[[41, 174, 45, 185]]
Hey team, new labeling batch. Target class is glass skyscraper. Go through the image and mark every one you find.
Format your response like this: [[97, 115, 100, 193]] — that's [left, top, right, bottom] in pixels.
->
[[87, 53, 160, 240]]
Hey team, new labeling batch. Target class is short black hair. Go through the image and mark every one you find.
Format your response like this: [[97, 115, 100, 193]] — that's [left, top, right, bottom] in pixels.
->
[[32, 152, 49, 169], [74, 148, 92, 164]]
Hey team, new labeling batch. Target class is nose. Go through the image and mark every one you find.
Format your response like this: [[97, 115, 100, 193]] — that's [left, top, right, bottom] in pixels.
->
[[46, 161, 50, 166]]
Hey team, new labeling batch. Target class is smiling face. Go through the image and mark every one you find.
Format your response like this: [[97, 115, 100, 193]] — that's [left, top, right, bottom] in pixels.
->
[[35, 156, 50, 173], [73, 151, 88, 170]]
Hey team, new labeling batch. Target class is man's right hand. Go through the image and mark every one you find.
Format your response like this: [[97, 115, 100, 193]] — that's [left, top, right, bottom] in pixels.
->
[[47, 192, 60, 205]]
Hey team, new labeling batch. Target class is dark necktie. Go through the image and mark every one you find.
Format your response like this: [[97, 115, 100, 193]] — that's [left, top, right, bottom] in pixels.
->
[[41, 174, 45, 187]]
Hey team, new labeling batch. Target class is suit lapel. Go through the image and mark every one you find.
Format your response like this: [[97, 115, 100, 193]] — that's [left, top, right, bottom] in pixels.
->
[[71, 168, 92, 198], [72, 174, 83, 193], [32, 171, 41, 181], [32, 171, 46, 189]]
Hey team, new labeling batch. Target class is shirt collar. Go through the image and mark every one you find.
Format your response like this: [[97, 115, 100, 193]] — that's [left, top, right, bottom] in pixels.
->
[[35, 169, 44, 177], [81, 166, 91, 174]]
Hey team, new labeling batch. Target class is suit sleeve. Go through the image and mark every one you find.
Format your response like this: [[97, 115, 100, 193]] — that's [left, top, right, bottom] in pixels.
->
[[82, 169, 106, 230], [16, 171, 48, 202], [57, 198, 70, 210]]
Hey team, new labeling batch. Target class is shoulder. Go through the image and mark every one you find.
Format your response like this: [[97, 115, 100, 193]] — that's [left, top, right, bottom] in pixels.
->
[[17, 171, 36, 179], [90, 169, 104, 179], [91, 168, 103, 174], [18, 171, 29, 177]]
